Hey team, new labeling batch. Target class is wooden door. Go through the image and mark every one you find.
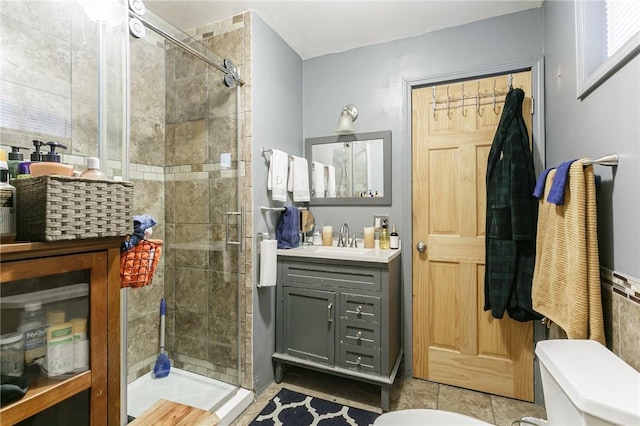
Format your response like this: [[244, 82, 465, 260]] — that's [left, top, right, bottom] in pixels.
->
[[411, 71, 535, 401]]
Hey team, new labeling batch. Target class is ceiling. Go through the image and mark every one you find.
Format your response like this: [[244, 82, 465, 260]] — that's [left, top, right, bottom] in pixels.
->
[[144, 1, 543, 60]]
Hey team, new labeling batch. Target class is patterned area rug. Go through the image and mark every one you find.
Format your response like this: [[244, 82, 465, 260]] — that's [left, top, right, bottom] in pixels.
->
[[249, 388, 380, 426]]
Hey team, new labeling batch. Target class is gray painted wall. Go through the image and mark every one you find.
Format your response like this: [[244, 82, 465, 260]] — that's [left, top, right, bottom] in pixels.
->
[[543, 0, 640, 277], [302, 8, 544, 373], [251, 13, 303, 393]]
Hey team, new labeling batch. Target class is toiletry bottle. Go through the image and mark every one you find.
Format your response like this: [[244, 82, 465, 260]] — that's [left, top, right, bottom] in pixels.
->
[[0, 161, 16, 244], [7, 146, 28, 179], [17, 302, 47, 366], [0, 147, 6, 163], [69, 317, 89, 372], [30, 140, 45, 162], [79, 157, 107, 179], [44, 141, 67, 163], [45, 310, 74, 377], [379, 219, 390, 249], [17, 140, 46, 178], [390, 224, 399, 249]]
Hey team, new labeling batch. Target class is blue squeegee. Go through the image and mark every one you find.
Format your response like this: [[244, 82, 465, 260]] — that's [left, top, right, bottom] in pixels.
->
[[153, 298, 171, 378]]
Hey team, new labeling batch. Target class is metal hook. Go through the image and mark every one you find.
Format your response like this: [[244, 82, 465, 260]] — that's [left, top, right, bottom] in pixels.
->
[[476, 81, 482, 117], [432, 86, 437, 120], [492, 79, 499, 115], [446, 86, 451, 119], [508, 73, 513, 90], [461, 84, 467, 117]]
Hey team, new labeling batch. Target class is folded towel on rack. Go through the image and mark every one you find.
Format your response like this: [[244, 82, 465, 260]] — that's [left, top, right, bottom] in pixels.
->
[[287, 156, 310, 202], [326, 165, 336, 197], [258, 239, 278, 287], [268, 149, 289, 202], [533, 167, 554, 199], [532, 159, 605, 344], [547, 159, 577, 205], [311, 161, 326, 198], [276, 206, 300, 249]]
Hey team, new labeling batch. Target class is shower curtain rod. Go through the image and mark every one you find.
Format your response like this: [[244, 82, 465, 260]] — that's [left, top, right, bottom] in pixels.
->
[[132, 12, 246, 86]]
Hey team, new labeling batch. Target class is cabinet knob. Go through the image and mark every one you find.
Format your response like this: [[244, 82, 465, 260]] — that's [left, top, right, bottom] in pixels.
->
[[355, 357, 361, 366], [356, 331, 362, 340], [356, 305, 363, 314]]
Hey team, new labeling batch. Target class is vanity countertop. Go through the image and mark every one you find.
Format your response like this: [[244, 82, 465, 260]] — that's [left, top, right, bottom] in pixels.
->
[[276, 245, 401, 263]]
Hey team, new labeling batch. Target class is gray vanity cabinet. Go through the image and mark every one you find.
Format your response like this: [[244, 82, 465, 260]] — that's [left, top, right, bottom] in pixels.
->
[[273, 254, 402, 411]]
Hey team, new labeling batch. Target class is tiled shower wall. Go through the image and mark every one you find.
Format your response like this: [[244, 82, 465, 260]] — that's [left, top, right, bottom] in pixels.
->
[[126, 12, 254, 391]]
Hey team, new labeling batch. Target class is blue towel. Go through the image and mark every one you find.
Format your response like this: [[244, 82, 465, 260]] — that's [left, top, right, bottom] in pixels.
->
[[547, 159, 577, 205], [122, 214, 157, 251], [533, 167, 554, 199], [276, 206, 300, 249]]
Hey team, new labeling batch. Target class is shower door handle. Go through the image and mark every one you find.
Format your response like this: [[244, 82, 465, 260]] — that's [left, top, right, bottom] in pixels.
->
[[225, 207, 244, 251]]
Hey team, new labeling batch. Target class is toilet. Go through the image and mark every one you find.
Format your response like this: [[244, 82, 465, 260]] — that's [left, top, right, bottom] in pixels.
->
[[375, 339, 640, 426], [536, 339, 640, 425], [374, 408, 492, 425]]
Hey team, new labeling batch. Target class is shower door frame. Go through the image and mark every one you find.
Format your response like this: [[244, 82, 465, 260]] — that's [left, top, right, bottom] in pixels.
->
[[120, 8, 246, 423]]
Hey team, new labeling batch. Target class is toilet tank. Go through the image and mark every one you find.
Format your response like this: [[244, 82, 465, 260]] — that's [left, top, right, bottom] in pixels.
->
[[536, 339, 640, 426]]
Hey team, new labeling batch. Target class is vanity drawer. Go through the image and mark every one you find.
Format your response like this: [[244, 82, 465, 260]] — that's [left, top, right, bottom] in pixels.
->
[[340, 293, 380, 323], [339, 345, 380, 374], [282, 262, 381, 292], [340, 322, 379, 349]]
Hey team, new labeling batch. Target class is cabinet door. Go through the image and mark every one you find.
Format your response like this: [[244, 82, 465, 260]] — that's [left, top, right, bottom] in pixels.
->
[[283, 287, 335, 365]]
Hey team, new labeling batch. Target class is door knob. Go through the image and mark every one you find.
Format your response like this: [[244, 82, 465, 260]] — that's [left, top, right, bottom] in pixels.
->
[[416, 241, 427, 252]]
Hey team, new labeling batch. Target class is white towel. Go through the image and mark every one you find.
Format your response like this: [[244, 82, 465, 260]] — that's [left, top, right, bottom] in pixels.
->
[[326, 165, 336, 198], [259, 239, 277, 287], [287, 156, 310, 202], [312, 161, 326, 198], [267, 149, 288, 202]]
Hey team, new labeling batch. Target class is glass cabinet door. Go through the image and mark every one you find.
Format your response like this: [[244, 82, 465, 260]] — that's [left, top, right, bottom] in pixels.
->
[[1, 251, 108, 425]]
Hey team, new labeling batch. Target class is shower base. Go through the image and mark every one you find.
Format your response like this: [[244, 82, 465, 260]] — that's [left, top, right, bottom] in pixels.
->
[[127, 368, 253, 425]]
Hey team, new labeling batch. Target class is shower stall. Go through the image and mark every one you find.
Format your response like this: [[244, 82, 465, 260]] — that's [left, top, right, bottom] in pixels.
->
[[0, 1, 253, 424], [123, 5, 252, 423]]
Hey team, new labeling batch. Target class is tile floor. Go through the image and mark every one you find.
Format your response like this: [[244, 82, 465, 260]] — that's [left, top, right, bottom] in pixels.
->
[[232, 366, 547, 425]]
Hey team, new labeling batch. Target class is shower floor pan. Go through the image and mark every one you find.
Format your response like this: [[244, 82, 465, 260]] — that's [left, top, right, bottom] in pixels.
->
[[127, 368, 253, 425]]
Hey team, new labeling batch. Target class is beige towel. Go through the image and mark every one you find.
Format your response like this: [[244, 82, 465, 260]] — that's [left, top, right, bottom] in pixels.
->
[[532, 159, 605, 344]]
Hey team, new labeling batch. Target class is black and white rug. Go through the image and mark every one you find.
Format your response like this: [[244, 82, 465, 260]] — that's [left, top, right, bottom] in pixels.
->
[[249, 388, 380, 426]]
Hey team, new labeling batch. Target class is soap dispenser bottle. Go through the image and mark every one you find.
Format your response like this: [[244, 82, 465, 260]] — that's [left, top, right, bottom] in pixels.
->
[[390, 224, 399, 249], [8, 146, 28, 179], [30, 140, 45, 162], [44, 141, 67, 163], [379, 219, 390, 249]]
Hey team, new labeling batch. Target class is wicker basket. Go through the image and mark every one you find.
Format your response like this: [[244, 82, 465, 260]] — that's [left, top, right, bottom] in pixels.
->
[[13, 175, 133, 242], [120, 239, 163, 288]]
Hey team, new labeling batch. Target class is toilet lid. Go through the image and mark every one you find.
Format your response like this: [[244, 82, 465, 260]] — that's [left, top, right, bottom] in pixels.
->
[[374, 409, 492, 425]]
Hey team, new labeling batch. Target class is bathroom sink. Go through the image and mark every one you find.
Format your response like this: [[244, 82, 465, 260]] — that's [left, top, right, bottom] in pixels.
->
[[277, 244, 401, 263]]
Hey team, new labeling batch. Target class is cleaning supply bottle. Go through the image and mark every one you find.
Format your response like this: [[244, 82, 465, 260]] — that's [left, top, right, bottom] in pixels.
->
[[44, 310, 74, 377], [379, 219, 390, 249], [390, 224, 399, 249], [7, 146, 28, 179], [79, 157, 107, 179], [17, 302, 47, 365], [16, 140, 46, 178], [30, 140, 45, 162], [0, 161, 16, 244]]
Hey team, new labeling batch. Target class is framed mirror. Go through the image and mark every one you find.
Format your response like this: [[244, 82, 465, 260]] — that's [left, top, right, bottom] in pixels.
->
[[305, 130, 391, 206]]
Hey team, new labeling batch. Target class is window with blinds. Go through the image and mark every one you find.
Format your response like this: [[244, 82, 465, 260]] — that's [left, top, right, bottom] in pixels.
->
[[576, 0, 640, 99]]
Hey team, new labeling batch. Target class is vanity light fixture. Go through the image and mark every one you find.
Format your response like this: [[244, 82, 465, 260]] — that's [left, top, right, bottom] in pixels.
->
[[336, 104, 358, 135]]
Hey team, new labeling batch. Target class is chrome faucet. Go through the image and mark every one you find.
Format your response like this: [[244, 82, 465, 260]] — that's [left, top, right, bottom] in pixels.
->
[[338, 222, 349, 247]]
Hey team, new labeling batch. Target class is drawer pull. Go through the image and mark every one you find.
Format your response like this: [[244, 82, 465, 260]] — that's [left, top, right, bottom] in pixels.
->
[[355, 356, 361, 366], [328, 303, 333, 322], [356, 331, 362, 341], [355, 305, 363, 314]]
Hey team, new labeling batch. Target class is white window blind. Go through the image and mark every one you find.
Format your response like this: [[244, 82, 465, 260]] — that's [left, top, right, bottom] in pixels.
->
[[576, 0, 640, 98], [606, 0, 640, 56]]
